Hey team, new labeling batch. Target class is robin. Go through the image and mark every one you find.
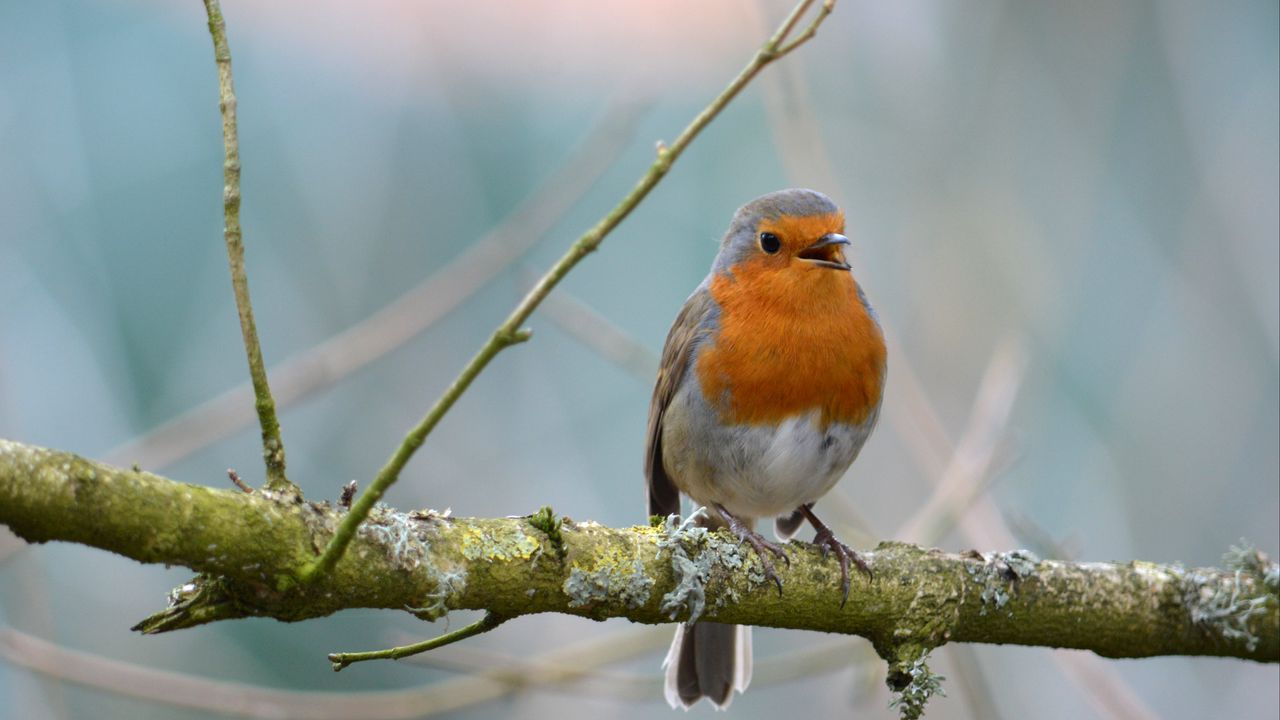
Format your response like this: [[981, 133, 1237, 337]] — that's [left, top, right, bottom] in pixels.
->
[[645, 188, 886, 709]]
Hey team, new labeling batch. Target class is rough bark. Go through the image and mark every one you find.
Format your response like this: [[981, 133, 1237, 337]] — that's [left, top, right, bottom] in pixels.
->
[[1, 438, 1276, 665]]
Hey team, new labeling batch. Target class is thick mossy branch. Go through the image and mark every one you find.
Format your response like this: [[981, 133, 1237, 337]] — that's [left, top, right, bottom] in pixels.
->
[[1, 438, 1276, 664]]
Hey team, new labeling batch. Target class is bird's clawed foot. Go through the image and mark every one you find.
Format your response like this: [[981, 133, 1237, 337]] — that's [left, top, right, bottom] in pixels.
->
[[799, 504, 871, 607], [714, 503, 789, 595]]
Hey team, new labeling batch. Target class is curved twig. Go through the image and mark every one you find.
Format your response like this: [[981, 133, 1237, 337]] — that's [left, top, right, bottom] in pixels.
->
[[300, 0, 839, 585]]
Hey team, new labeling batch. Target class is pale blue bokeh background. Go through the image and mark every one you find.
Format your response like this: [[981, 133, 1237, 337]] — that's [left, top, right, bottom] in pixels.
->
[[2, 1, 1277, 718]]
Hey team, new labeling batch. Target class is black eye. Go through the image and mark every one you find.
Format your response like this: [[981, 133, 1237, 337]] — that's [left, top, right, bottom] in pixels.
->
[[759, 232, 781, 254]]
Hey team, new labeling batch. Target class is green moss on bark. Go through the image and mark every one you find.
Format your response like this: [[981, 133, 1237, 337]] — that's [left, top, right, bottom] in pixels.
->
[[2, 438, 1276, 665]]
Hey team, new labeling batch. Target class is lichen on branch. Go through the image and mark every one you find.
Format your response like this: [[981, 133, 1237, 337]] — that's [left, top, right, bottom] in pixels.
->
[[2, 438, 1276, 668]]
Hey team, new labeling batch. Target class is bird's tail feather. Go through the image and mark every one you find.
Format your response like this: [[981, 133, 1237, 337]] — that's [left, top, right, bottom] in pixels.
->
[[663, 622, 752, 710]]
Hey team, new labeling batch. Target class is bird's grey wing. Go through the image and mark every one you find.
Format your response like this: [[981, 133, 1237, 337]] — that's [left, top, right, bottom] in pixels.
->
[[645, 287, 716, 519]]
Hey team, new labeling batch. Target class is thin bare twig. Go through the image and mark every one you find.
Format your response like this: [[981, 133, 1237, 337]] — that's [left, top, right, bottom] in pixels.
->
[[226, 468, 252, 494], [300, 0, 839, 585], [201, 0, 294, 495], [775, 0, 835, 56], [329, 613, 507, 671]]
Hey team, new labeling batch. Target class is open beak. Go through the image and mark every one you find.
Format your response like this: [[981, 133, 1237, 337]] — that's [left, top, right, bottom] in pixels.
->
[[797, 233, 851, 270]]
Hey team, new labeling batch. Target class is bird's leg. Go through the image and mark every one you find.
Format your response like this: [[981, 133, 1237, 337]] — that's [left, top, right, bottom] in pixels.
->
[[799, 503, 871, 607], [713, 503, 789, 595]]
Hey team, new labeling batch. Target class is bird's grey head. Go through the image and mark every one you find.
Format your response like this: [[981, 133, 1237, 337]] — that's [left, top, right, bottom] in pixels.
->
[[712, 188, 845, 273]]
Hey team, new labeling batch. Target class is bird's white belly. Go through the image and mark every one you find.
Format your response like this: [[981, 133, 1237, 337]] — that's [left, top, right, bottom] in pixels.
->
[[661, 382, 877, 520]]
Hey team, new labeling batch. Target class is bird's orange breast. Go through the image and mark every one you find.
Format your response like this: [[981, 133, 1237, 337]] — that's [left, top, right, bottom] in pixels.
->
[[695, 262, 886, 428]]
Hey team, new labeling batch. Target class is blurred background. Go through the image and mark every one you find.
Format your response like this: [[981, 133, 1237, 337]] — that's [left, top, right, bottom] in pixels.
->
[[1, 1, 1277, 718]]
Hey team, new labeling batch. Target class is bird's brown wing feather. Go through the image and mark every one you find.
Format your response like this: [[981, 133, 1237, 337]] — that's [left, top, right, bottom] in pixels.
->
[[645, 288, 716, 518]]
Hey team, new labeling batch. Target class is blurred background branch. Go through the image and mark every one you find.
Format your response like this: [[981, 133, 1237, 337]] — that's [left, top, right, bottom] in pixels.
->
[[101, 99, 647, 474]]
